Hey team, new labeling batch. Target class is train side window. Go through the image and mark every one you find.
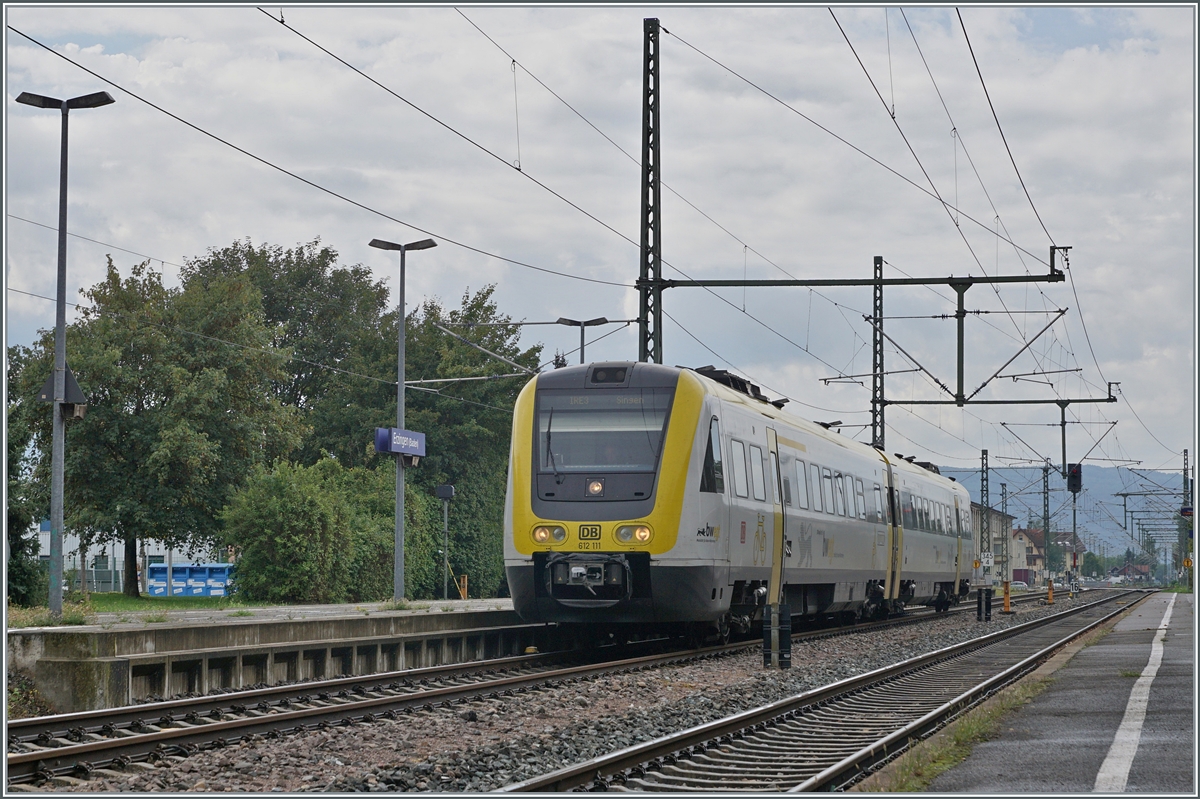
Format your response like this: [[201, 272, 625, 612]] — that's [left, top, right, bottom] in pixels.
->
[[782, 476, 792, 506], [795, 460, 810, 509], [825, 470, 844, 513], [901, 491, 915, 529], [730, 439, 749, 498], [845, 474, 858, 518], [749, 445, 767, 502], [856, 479, 867, 520], [941, 503, 949, 534], [873, 484, 883, 524], [810, 463, 823, 512], [836, 474, 849, 517], [823, 468, 837, 515], [700, 417, 725, 493]]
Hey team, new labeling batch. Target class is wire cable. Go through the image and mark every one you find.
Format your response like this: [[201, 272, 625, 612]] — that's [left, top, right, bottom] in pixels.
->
[[7, 287, 529, 403], [255, 9, 644, 257], [7, 25, 632, 290], [662, 26, 1050, 268], [956, 8, 1055, 245]]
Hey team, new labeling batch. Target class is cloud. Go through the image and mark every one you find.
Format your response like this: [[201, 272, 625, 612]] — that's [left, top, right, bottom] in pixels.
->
[[4, 5, 1194, 472]]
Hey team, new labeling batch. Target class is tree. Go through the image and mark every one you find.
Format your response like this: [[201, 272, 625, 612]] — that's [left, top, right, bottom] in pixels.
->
[[402, 287, 541, 597], [180, 239, 393, 468], [6, 345, 48, 606], [10, 258, 301, 596]]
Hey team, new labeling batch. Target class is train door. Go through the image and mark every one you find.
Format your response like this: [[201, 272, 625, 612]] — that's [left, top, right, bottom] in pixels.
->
[[697, 412, 730, 594], [766, 428, 787, 605], [881, 456, 903, 601], [952, 494, 964, 588]]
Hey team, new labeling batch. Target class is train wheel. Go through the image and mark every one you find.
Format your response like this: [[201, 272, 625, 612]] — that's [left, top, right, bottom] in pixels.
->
[[715, 615, 731, 645]]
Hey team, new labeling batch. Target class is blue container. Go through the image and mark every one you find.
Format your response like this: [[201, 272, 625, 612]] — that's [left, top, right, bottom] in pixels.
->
[[185, 566, 207, 596], [146, 563, 168, 596], [146, 563, 236, 597], [206, 564, 235, 597]]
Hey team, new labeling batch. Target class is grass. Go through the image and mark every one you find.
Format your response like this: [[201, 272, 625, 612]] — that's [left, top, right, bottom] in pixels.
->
[[6, 598, 96, 628], [228, 609, 255, 617], [1119, 669, 1142, 678], [141, 612, 170, 623], [86, 593, 253, 613], [857, 677, 1055, 792]]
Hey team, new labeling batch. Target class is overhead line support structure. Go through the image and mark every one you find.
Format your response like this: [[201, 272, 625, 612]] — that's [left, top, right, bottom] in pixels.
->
[[638, 17, 662, 364]]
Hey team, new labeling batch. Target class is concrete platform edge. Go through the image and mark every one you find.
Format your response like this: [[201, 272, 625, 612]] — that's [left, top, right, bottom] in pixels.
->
[[850, 592, 1156, 792]]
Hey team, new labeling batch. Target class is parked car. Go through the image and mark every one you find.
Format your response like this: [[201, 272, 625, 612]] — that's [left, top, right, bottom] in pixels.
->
[[1009, 581, 1029, 591]]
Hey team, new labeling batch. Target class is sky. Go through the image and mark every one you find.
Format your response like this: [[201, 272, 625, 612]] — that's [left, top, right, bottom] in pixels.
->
[[5, 5, 1196, 552]]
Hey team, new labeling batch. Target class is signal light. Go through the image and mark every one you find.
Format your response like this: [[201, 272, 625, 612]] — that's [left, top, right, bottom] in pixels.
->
[[1067, 463, 1082, 494]]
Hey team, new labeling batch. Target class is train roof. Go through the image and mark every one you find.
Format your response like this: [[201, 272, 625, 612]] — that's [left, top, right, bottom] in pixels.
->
[[530, 362, 955, 485]]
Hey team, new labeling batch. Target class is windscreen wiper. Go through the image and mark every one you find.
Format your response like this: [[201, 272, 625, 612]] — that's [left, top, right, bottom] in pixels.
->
[[546, 407, 565, 484]]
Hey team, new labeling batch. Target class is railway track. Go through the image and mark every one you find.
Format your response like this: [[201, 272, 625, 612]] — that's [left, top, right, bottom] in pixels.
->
[[5, 589, 1055, 787], [500, 589, 1146, 792]]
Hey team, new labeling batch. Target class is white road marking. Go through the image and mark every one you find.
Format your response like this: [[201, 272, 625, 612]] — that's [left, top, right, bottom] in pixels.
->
[[1093, 593, 1178, 792]]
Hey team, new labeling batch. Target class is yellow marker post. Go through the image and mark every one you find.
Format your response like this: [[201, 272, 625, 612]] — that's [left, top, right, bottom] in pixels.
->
[[1003, 581, 1011, 613]]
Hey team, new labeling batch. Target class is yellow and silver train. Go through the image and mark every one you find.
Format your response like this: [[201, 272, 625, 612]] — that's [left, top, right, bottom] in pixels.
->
[[503, 362, 975, 638]]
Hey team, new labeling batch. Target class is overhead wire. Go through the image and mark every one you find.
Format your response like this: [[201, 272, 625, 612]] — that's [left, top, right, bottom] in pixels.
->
[[6, 25, 631, 290], [956, 8, 1056, 246], [454, 9, 875, 368], [257, 11, 868, 382], [254, 8, 643, 258], [7, 287, 530, 408], [661, 26, 1051, 269]]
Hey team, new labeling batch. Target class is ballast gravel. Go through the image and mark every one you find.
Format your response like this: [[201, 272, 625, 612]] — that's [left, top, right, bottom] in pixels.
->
[[46, 596, 1096, 793]]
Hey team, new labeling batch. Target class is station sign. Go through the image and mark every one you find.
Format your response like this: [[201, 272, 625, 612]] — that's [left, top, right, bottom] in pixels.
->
[[374, 427, 426, 456], [1181, 506, 1193, 518]]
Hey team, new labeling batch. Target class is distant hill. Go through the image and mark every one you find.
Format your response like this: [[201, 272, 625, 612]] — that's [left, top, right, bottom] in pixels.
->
[[936, 463, 1186, 552]]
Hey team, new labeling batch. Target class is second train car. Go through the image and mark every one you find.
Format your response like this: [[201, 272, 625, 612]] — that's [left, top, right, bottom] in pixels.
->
[[503, 361, 975, 640]]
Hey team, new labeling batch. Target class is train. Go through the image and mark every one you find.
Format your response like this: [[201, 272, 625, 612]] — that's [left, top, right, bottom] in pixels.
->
[[502, 361, 975, 641]]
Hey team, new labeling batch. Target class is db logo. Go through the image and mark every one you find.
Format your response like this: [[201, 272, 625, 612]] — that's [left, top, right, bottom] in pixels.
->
[[740, 521, 746, 544]]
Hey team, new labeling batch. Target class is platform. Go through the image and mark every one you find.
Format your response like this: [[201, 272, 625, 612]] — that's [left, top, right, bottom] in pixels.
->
[[927, 590, 1195, 793], [6, 598, 554, 713]]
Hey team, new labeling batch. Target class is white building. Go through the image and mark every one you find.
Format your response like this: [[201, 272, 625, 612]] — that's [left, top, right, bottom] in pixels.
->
[[35, 521, 227, 593]]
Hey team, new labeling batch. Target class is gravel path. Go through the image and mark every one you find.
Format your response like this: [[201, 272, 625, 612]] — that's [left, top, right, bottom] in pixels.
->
[[45, 595, 1094, 793]]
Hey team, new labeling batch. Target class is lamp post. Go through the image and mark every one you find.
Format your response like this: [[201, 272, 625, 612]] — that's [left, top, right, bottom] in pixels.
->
[[556, 317, 609, 364], [16, 90, 115, 615], [369, 237, 437, 602]]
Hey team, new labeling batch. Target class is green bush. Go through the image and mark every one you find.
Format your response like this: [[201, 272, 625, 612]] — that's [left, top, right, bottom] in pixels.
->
[[221, 460, 353, 603], [221, 458, 446, 603]]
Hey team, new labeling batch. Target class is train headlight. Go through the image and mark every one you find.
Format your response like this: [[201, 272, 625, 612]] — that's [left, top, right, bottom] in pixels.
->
[[532, 525, 566, 544], [615, 524, 652, 544], [586, 479, 605, 497]]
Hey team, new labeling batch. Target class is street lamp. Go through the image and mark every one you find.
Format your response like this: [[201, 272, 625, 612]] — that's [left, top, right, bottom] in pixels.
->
[[556, 317, 608, 364], [369, 237, 436, 602], [16, 90, 115, 615]]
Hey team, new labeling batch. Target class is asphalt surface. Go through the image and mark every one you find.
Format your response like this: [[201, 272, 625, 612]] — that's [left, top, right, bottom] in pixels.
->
[[928, 591, 1195, 794]]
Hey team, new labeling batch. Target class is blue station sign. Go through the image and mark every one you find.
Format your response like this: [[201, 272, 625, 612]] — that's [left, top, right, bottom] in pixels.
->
[[375, 427, 426, 456]]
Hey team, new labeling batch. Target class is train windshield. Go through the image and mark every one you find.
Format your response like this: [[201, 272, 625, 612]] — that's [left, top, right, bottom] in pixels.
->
[[537, 388, 675, 473]]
